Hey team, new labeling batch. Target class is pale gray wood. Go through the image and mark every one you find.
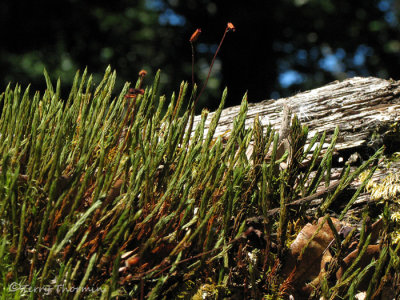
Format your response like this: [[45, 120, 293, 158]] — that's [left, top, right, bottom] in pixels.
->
[[193, 77, 400, 216], [194, 76, 400, 152]]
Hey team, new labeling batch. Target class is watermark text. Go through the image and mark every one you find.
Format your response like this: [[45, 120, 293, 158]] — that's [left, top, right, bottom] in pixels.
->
[[9, 282, 103, 296]]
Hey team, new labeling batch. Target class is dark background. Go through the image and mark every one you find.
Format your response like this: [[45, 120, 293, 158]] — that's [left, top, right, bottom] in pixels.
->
[[1, 0, 399, 112]]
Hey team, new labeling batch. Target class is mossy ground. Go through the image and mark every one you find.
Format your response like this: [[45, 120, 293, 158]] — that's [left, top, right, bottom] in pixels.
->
[[0, 68, 399, 299]]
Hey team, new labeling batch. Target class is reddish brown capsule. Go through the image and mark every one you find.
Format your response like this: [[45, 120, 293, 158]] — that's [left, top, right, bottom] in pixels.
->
[[227, 22, 235, 32], [189, 28, 202, 42], [138, 69, 147, 77], [125, 88, 145, 99]]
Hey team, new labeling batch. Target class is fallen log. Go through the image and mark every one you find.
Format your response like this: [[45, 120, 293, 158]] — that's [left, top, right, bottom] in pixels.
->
[[195, 76, 400, 218], [195, 76, 400, 153]]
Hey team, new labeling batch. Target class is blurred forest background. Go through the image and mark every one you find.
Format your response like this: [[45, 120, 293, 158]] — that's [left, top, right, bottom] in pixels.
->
[[0, 0, 399, 112]]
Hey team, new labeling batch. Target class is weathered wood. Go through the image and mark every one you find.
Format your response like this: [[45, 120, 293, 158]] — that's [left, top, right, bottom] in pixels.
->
[[194, 77, 400, 152], [195, 77, 400, 217]]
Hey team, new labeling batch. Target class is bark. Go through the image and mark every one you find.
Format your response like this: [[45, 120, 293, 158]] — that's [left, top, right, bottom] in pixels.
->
[[194, 76, 400, 152], [194, 76, 400, 215]]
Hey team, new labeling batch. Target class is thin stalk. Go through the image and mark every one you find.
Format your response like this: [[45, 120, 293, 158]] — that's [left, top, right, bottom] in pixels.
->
[[193, 23, 235, 109], [191, 42, 195, 86]]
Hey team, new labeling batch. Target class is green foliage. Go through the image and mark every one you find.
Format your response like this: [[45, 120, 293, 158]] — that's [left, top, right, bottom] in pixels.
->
[[0, 68, 397, 299]]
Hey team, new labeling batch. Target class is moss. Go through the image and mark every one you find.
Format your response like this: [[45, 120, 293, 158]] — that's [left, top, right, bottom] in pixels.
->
[[0, 68, 396, 299]]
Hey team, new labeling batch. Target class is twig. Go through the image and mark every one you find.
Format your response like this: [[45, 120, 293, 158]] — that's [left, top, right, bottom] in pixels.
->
[[266, 180, 341, 217]]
